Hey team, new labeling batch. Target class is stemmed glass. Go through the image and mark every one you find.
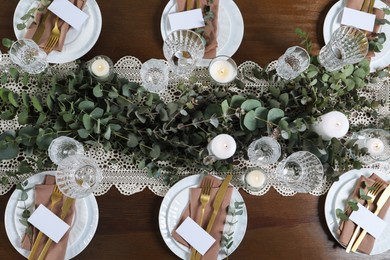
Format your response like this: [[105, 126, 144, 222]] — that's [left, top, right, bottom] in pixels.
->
[[140, 58, 170, 93], [163, 29, 205, 78], [55, 155, 102, 199], [276, 151, 324, 193], [276, 46, 310, 80], [8, 39, 48, 74], [48, 136, 85, 165], [247, 137, 281, 165]]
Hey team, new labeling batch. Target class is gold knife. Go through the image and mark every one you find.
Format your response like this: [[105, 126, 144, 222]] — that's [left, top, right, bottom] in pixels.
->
[[351, 183, 390, 252], [194, 175, 233, 260], [32, 10, 51, 44], [36, 197, 75, 260]]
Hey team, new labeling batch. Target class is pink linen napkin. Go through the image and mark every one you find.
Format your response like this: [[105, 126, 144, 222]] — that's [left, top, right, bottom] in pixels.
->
[[172, 175, 233, 259], [176, 0, 219, 59], [24, 0, 87, 53], [337, 173, 390, 254], [21, 175, 76, 260]]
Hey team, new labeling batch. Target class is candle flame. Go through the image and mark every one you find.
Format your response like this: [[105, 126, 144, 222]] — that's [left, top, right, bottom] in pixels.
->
[[218, 68, 225, 75], [223, 143, 228, 148], [336, 122, 341, 127]]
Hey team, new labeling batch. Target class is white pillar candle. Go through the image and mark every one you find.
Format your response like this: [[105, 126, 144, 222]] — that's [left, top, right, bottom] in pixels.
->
[[311, 111, 349, 140], [366, 138, 384, 156], [207, 134, 237, 160], [208, 56, 237, 84], [90, 57, 110, 78], [245, 169, 266, 189]]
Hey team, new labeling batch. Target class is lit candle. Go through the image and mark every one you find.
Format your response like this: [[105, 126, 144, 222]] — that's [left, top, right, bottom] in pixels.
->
[[208, 56, 237, 84], [366, 138, 384, 156], [207, 134, 237, 160], [245, 168, 266, 189], [311, 111, 349, 141], [89, 56, 113, 80]]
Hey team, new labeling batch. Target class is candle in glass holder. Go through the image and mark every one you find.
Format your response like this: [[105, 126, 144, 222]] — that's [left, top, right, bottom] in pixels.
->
[[207, 134, 237, 160], [208, 55, 237, 84], [311, 111, 349, 140], [366, 138, 384, 156], [245, 168, 266, 190], [89, 55, 113, 80]]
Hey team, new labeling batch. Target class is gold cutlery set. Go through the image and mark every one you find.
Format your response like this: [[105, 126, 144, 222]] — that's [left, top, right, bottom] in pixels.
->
[[190, 175, 233, 260], [346, 181, 390, 253], [32, 9, 61, 53], [28, 185, 74, 260]]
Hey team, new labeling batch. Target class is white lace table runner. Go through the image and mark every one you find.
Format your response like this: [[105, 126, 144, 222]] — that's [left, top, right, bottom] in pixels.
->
[[0, 55, 389, 197]]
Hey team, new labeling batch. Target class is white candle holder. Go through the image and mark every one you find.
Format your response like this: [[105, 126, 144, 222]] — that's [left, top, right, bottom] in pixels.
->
[[243, 167, 267, 191], [208, 55, 237, 84], [350, 128, 390, 163], [87, 55, 114, 82]]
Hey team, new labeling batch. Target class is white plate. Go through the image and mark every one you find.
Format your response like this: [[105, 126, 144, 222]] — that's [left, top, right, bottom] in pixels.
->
[[158, 174, 247, 259], [160, 0, 244, 66], [4, 171, 99, 259], [323, 0, 390, 72], [324, 168, 390, 255], [13, 0, 102, 64]]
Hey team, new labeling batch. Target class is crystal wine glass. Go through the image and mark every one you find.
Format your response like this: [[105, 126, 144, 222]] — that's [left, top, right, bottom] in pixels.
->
[[9, 39, 48, 74], [48, 136, 85, 165], [56, 155, 102, 199], [247, 137, 281, 165], [140, 58, 169, 93]]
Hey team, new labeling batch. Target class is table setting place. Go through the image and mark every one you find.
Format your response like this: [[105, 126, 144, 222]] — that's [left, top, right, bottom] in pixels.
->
[[5, 137, 100, 260], [2, 0, 390, 259]]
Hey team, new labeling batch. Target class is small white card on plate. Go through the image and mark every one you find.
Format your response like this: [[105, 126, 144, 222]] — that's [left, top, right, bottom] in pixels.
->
[[349, 203, 388, 238], [341, 7, 376, 32], [28, 204, 70, 243], [168, 8, 205, 31], [48, 0, 88, 31], [175, 217, 216, 256]]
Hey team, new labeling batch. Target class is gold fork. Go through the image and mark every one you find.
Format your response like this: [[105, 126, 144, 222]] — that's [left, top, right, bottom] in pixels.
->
[[44, 16, 60, 53], [345, 180, 383, 252], [37, 197, 75, 260], [190, 177, 213, 260], [28, 185, 62, 260]]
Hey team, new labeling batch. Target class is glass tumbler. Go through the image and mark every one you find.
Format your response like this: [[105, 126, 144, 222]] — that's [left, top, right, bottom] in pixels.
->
[[140, 59, 169, 93], [276, 46, 310, 80], [247, 137, 281, 165], [276, 151, 324, 193], [9, 39, 48, 74], [163, 29, 205, 77], [56, 155, 102, 199], [318, 26, 368, 72], [48, 136, 85, 165]]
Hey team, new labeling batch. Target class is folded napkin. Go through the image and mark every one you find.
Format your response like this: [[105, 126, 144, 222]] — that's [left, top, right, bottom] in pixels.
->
[[345, 0, 386, 59], [172, 175, 233, 259], [176, 0, 219, 59], [21, 175, 76, 260], [338, 173, 390, 254], [24, 0, 87, 53]]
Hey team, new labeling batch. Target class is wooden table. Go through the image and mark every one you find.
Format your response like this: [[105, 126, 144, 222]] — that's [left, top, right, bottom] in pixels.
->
[[0, 0, 388, 259]]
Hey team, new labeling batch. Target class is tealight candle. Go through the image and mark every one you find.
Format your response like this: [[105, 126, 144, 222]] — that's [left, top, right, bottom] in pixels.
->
[[245, 168, 266, 190], [207, 134, 237, 160], [311, 111, 349, 141], [208, 55, 237, 84], [88, 55, 113, 81], [366, 138, 384, 156]]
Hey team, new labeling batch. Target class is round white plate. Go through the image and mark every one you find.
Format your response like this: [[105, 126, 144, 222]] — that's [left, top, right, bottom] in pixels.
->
[[158, 174, 247, 259], [4, 171, 99, 259], [160, 0, 244, 66], [324, 168, 390, 255], [13, 0, 102, 64], [323, 0, 390, 72]]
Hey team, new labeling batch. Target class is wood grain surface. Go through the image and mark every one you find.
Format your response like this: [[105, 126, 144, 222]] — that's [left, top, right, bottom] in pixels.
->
[[0, 0, 389, 259]]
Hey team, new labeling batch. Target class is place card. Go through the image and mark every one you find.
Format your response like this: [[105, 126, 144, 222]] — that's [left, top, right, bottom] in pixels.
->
[[28, 204, 70, 243], [175, 217, 216, 256], [48, 0, 88, 31], [349, 203, 388, 238], [168, 8, 205, 31], [341, 7, 376, 32]]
